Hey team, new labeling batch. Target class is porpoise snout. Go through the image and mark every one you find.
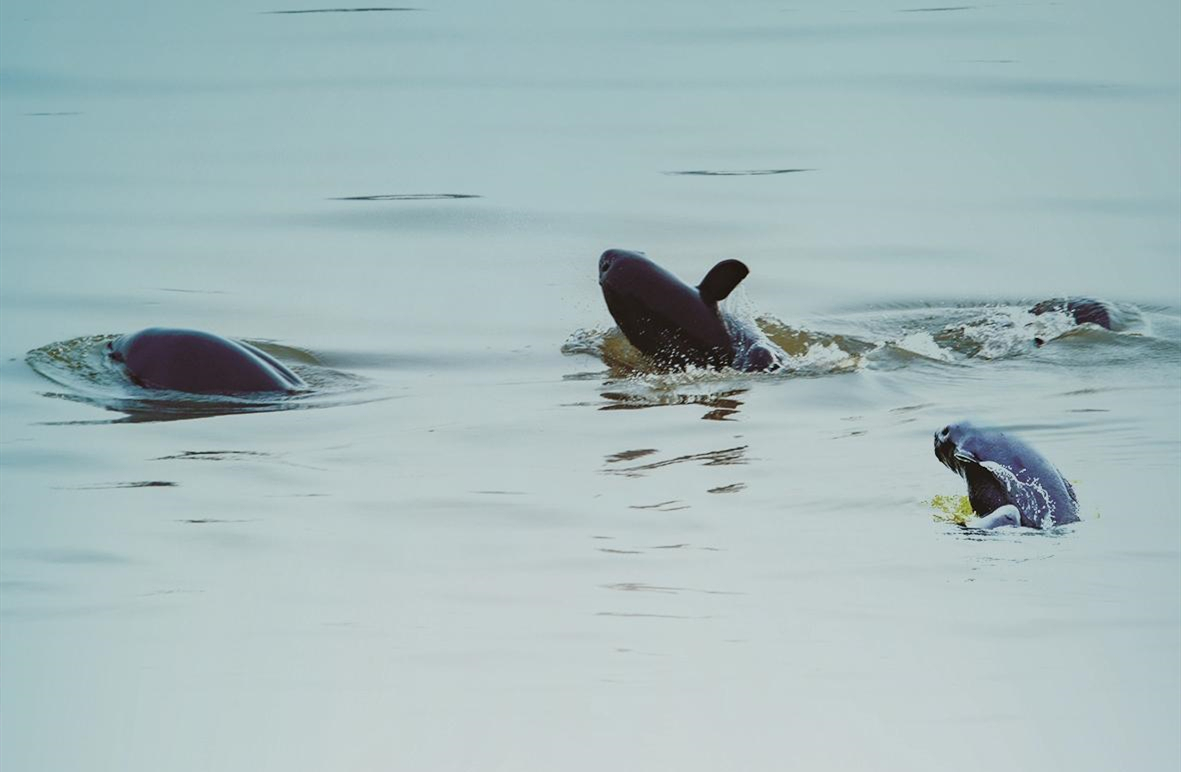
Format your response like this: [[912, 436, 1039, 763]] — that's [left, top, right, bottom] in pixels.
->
[[598, 248, 645, 284], [598, 251, 617, 281], [933, 425, 956, 468]]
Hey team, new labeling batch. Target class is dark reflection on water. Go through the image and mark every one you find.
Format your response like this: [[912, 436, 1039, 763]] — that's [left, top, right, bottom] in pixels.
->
[[58, 481, 177, 490], [594, 612, 700, 620], [663, 168, 812, 176], [154, 450, 325, 471], [953, 525, 1079, 542], [605, 445, 748, 477], [36, 392, 337, 425], [599, 388, 746, 420], [627, 500, 689, 511], [605, 448, 658, 464], [329, 193, 481, 201], [34, 392, 305, 425], [179, 518, 250, 524], [264, 7, 419, 14], [604, 583, 743, 596], [898, 6, 976, 12], [890, 403, 934, 414], [155, 451, 271, 461]]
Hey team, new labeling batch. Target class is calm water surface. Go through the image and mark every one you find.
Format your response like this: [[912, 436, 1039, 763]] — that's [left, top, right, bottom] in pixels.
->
[[2, 1, 1179, 770]]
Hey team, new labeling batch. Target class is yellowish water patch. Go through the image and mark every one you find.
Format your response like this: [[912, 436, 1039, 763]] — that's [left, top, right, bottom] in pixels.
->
[[928, 494, 975, 525], [928, 484, 1095, 526]]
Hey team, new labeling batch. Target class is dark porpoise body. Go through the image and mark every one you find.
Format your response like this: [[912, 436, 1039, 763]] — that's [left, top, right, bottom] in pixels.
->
[[1029, 298, 1114, 330], [1029, 298, 1124, 347], [598, 249, 782, 372], [934, 421, 1081, 529], [108, 328, 306, 395]]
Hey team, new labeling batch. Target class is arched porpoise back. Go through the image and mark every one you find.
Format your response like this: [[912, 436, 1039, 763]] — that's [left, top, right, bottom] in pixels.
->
[[109, 328, 306, 395]]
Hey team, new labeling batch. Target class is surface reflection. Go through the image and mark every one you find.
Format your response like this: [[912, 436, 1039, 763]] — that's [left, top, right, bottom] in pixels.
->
[[604, 445, 748, 477], [598, 387, 747, 420], [604, 448, 658, 464], [264, 7, 419, 14], [604, 583, 742, 596], [329, 193, 481, 201], [662, 168, 812, 176]]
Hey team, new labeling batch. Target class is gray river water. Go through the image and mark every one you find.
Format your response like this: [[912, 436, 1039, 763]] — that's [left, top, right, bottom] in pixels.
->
[[2, 1, 1179, 770]]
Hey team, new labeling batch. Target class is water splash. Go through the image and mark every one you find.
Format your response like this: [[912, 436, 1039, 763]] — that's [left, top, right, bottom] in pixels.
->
[[569, 298, 1168, 383], [836, 300, 1161, 365], [978, 460, 1059, 529], [562, 315, 868, 379], [889, 330, 958, 362], [930, 306, 1073, 359]]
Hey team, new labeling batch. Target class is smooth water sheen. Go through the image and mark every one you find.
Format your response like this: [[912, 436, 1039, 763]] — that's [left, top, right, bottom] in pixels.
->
[[2, 2, 1179, 771]]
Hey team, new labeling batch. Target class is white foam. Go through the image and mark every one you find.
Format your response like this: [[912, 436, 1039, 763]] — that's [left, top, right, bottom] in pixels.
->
[[979, 460, 1056, 528], [951, 306, 1080, 359], [891, 331, 957, 362]]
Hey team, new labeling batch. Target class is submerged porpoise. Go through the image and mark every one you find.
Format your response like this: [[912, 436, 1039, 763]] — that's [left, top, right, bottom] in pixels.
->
[[1029, 298, 1116, 330]]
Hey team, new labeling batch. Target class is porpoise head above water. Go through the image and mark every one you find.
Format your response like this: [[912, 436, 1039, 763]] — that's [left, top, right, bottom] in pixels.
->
[[934, 420, 1080, 529], [598, 249, 779, 371]]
